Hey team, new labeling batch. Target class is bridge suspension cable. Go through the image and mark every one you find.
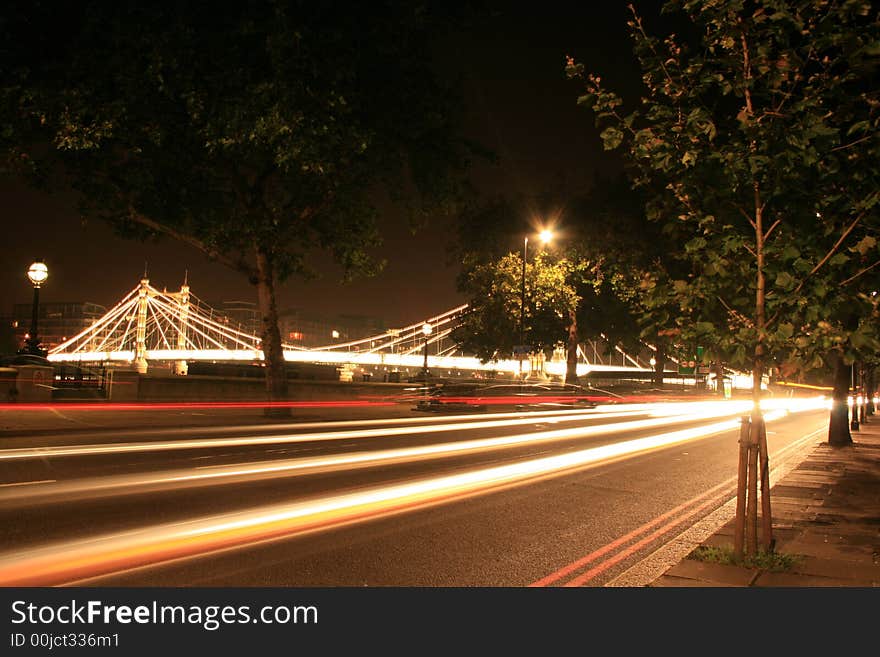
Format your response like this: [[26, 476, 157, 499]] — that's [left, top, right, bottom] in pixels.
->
[[48, 278, 652, 378]]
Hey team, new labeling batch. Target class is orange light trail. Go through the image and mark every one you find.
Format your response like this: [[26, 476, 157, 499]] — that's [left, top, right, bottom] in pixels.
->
[[0, 398, 828, 586], [0, 406, 657, 461], [0, 411, 743, 506], [0, 400, 397, 411]]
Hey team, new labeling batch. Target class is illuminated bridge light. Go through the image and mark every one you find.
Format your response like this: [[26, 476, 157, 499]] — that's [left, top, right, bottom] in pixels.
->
[[48, 279, 662, 377]]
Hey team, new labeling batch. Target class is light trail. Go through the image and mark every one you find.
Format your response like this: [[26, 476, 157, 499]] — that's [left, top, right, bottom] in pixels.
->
[[0, 406, 667, 462], [0, 400, 401, 411], [0, 412, 743, 506], [0, 399, 828, 585], [0, 397, 826, 463]]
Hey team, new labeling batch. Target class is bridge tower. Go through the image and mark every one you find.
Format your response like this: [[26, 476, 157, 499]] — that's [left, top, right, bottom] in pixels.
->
[[134, 278, 150, 374], [172, 282, 190, 375]]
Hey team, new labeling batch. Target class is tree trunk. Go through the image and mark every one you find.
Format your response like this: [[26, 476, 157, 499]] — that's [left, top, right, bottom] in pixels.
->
[[254, 245, 290, 417], [565, 308, 579, 384], [828, 351, 853, 446]]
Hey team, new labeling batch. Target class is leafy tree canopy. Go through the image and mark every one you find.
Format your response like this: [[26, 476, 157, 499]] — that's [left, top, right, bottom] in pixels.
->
[[568, 0, 880, 394], [0, 0, 482, 403], [1, 0, 478, 281]]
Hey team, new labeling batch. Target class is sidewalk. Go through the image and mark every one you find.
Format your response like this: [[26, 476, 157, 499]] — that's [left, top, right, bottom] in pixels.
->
[[648, 418, 880, 587]]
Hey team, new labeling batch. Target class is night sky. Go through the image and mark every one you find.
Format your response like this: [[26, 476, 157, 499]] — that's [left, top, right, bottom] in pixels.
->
[[1, 2, 650, 327]]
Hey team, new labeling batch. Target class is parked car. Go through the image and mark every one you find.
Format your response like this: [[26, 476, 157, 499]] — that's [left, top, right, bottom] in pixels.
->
[[0, 353, 51, 367], [415, 381, 601, 413]]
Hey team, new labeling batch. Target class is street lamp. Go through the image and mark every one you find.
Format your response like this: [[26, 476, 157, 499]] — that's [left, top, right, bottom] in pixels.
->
[[421, 322, 432, 379], [22, 260, 48, 357], [519, 229, 554, 379]]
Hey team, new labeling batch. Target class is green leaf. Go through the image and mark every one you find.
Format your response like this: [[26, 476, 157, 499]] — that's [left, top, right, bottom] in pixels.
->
[[577, 93, 596, 107], [846, 120, 871, 136], [851, 236, 876, 256], [600, 126, 624, 150], [775, 271, 795, 289], [781, 245, 800, 261], [685, 236, 707, 253], [776, 322, 794, 339]]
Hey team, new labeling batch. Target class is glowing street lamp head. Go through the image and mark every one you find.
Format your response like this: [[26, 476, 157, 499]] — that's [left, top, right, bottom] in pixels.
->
[[27, 260, 48, 287], [422, 322, 432, 336], [539, 229, 554, 245]]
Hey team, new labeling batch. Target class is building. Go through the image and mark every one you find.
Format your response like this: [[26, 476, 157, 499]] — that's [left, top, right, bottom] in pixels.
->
[[278, 308, 388, 349], [206, 301, 388, 349], [216, 300, 261, 337], [9, 302, 108, 352]]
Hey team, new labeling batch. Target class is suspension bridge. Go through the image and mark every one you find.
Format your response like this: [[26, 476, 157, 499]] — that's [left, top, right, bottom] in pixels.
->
[[47, 278, 656, 380]]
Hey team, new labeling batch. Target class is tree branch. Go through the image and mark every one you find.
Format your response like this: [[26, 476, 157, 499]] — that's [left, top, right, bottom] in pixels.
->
[[831, 134, 872, 153], [764, 218, 782, 241], [840, 259, 880, 287], [733, 202, 758, 230], [807, 210, 865, 279], [127, 209, 258, 279], [774, 45, 814, 115], [718, 296, 754, 329], [629, 5, 675, 89], [790, 209, 867, 297]]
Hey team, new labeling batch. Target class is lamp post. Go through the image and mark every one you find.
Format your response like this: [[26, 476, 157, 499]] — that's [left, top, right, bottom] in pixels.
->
[[421, 322, 432, 379], [518, 229, 553, 380], [22, 260, 48, 357], [519, 236, 528, 354]]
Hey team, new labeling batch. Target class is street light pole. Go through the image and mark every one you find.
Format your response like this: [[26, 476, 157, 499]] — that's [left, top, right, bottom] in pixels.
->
[[518, 230, 554, 381], [22, 260, 48, 357], [519, 236, 528, 380], [421, 322, 432, 379]]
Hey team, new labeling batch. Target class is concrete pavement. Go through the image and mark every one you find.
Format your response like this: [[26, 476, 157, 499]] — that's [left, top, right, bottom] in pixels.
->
[[647, 418, 880, 587], [2, 396, 877, 587]]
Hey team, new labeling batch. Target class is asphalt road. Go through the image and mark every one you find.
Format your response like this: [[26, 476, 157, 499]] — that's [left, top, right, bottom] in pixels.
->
[[0, 398, 830, 586]]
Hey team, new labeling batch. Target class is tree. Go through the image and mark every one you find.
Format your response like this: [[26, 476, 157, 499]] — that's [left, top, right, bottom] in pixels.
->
[[0, 1, 478, 412], [453, 250, 579, 375], [568, 0, 880, 557], [451, 196, 572, 377], [568, 0, 880, 443], [452, 189, 656, 384], [566, 176, 685, 386]]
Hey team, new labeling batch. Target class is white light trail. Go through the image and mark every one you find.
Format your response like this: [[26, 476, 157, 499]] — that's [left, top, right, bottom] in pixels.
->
[[0, 397, 828, 585], [0, 407, 649, 461], [0, 412, 744, 506], [0, 398, 827, 463]]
